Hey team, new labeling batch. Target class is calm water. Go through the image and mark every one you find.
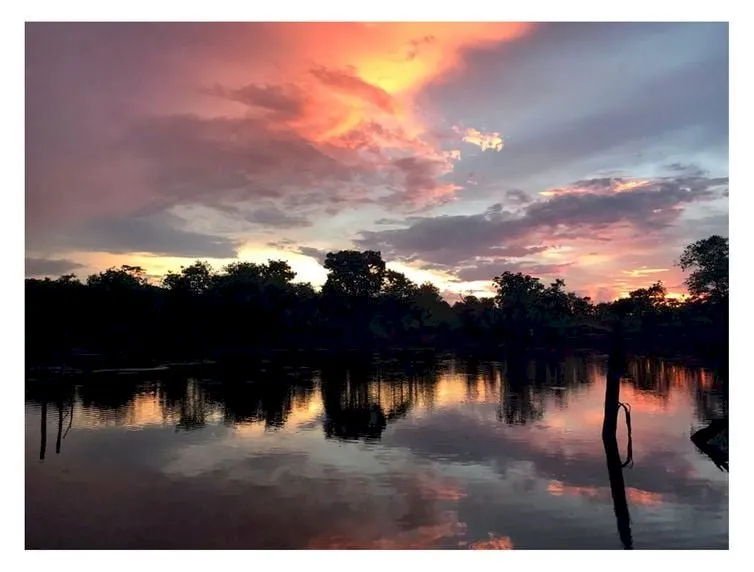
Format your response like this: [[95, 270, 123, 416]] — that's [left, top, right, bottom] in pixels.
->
[[25, 352, 728, 549]]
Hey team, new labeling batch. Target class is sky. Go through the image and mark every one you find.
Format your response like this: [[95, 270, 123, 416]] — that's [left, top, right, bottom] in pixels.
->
[[25, 22, 729, 302]]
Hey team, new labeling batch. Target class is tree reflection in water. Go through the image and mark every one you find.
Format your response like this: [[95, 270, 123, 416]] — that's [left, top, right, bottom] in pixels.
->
[[602, 344, 633, 550]]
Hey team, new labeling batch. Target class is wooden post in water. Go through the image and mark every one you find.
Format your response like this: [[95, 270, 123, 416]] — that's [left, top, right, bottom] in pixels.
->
[[602, 336, 633, 550], [64, 387, 75, 439], [55, 397, 64, 455], [39, 397, 47, 461]]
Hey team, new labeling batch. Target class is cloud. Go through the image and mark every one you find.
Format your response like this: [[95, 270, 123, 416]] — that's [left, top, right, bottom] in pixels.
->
[[295, 246, 330, 264], [124, 114, 360, 206], [355, 173, 726, 280], [505, 189, 533, 205], [665, 163, 709, 177], [454, 261, 574, 282], [221, 205, 313, 229], [425, 23, 728, 195], [310, 66, 397, 115], [58, 212, 241, 258], [201, 82, 311, 122], [622, 267, 669, 278], [538, 177, 652, 197], [389, 156, 462, 208], [25, 257, 84, 277], [26, 22, 541, 266], [523, 175, 725, 231], [459, 127, 504, 152]]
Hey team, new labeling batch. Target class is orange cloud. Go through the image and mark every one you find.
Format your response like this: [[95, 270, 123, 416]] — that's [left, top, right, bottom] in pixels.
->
[[539, 178, 652, 198], [416, 473, 467, 501], [460, 127, 505, 152], [310, 66, 398, 115], [192, 23, 534, 207], [622, 267, 669, 278], [469, 533, 514, 550], [614, 179, 651, 192], [547, 481, 663, 509], [547, 480, 602, 499], [308, 511, 467, 549], [626, 488, 664, 507]]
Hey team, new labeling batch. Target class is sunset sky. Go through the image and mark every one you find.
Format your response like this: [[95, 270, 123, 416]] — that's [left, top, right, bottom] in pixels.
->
[[25, 22, 729, 301]]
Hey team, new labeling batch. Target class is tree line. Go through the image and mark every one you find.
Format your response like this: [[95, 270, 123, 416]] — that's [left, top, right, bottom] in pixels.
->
[[25, 235, 728, 367]]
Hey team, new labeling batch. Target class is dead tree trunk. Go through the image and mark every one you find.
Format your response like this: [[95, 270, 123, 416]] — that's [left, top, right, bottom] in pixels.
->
[[602, 340, 633, 549], [39, 398, 47, 461]]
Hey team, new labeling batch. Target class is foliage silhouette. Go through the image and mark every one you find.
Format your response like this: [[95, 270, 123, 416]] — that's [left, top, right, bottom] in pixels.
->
[[26, 237, 727, 369], [679, 235, 729, 302]]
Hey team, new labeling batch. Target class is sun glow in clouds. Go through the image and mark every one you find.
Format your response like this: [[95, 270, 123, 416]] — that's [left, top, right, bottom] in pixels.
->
[[539, 178, 652, 197], [460, 127, 505, 152], [622, 267, 669, 278]]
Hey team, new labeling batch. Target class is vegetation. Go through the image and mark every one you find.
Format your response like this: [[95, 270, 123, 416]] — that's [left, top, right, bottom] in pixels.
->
[[25, 236, 728, 367]]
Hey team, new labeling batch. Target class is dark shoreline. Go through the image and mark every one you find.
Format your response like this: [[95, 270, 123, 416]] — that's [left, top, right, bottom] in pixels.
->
[[26, 336, 728, 385]]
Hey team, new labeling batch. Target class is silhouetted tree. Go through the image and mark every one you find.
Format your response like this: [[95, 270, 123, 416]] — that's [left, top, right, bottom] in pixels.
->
[[322, 250, 385, 299], [25, 237, 728, 367], [162, 260, 215, 296], [679, 235, 729, 301]]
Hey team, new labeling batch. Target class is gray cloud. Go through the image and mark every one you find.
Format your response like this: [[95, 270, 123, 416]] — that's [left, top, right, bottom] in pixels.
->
[[356, 174, 726, 269], [59, 212, 241, 258], [505, 189, 533, 206], [122, 114, 357, 209], [25, 257, 84, 278], [220, 205, 313, 229], [201, 82, 311, 121], [262, 242, 329, 264], [247, 208, 312, 229], [454, 261, 574, 282], [295, 246, 329, 264]]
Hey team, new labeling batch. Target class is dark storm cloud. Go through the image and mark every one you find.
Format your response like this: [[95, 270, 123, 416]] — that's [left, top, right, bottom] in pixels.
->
[[60, 212, 241, 258], [355, 173, 726, 269], [25, 257, 84, 278]]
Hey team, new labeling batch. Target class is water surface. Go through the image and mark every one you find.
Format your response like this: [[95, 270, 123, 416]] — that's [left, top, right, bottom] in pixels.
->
[[25, 352, 728, 549]]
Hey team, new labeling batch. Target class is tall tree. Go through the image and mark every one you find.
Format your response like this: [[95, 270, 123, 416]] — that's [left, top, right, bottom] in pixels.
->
[[679, 235, 729, 301], [162, 261, 215, 296], [322, 250, 386, 298]]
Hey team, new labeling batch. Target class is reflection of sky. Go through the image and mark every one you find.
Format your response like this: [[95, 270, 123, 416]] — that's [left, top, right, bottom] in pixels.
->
[[25, 356, 727, 549]]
